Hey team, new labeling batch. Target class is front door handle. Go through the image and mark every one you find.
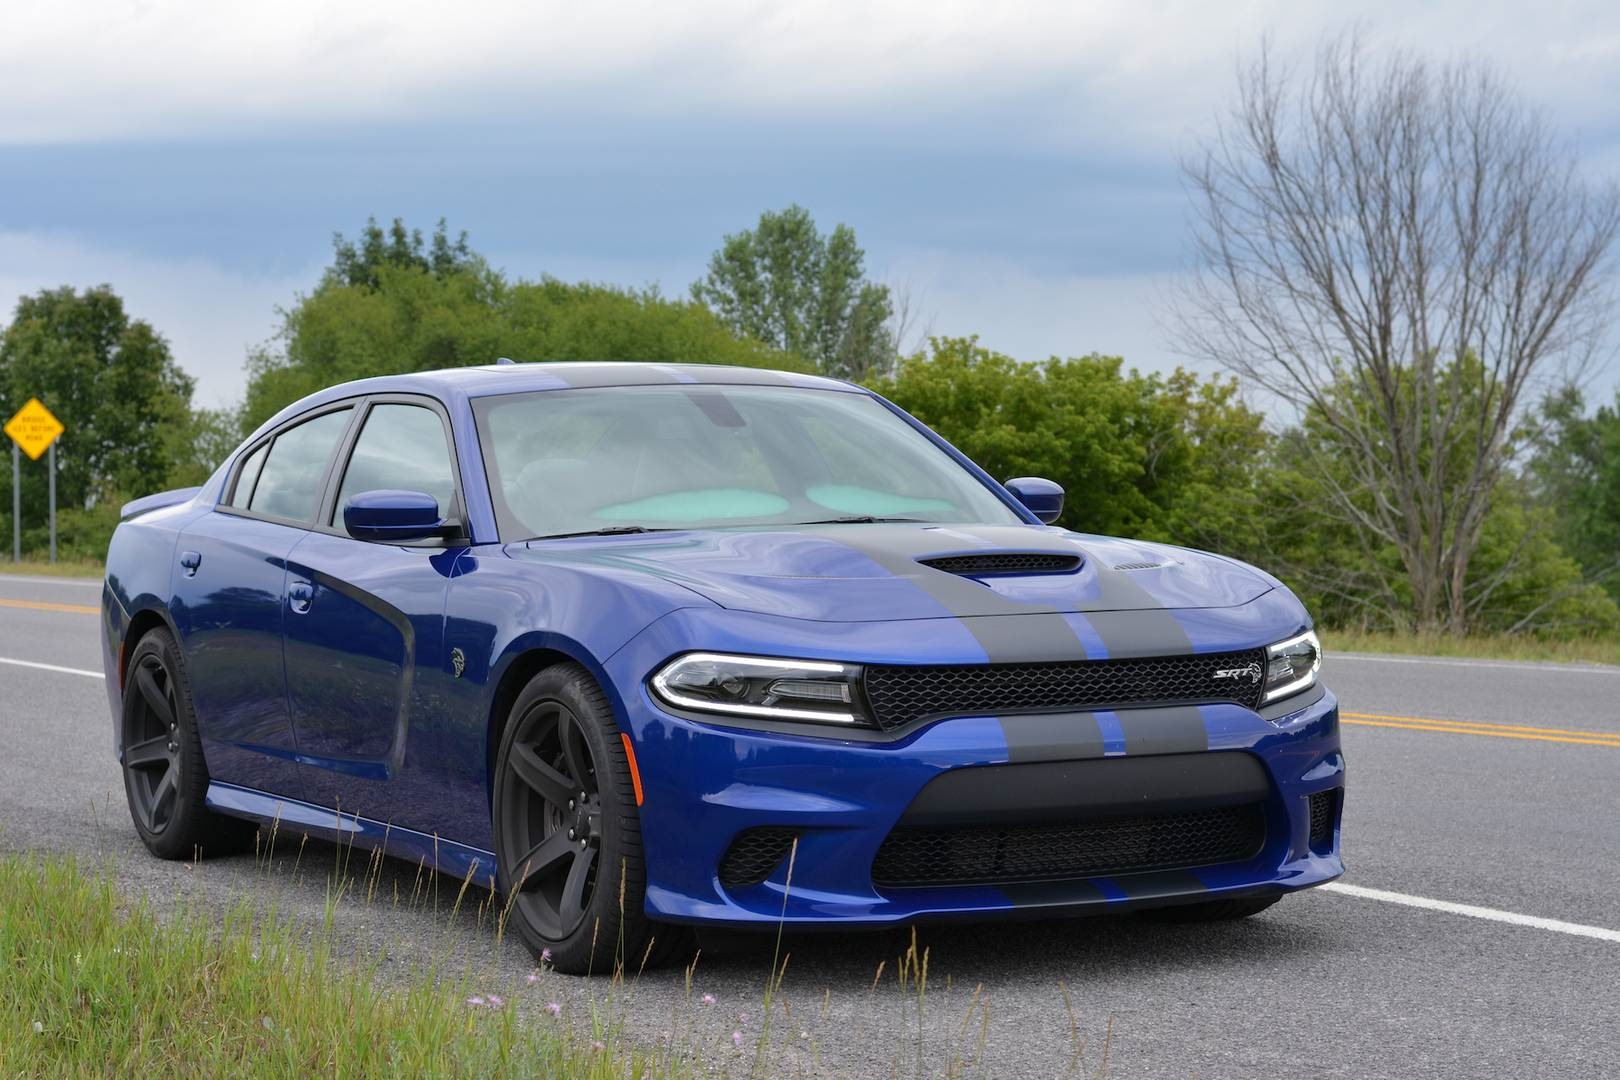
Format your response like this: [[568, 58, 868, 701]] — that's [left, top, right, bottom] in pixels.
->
[[288, 580, 314, 614], [179, 550, 202, 577]]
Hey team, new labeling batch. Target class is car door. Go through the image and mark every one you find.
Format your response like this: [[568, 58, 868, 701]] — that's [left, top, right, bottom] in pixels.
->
[[280, 396, 465, 828], [172, 403, 356, 801]]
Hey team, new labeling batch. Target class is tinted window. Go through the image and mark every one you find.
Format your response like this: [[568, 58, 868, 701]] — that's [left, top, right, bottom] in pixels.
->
[[475, 385, 1020, 539], [226, 441, 269, 509], [334, 404, 457, 521], [248, 409, 352, 523]]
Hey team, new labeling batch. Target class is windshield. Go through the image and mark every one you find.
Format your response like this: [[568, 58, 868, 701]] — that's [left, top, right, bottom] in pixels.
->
[[473, 384, 1022, 539]]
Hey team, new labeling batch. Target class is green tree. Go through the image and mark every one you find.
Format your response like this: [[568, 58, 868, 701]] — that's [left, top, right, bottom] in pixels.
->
[[243, 219, 800, 431], [1250, 366, 1620, 635], [0, 286, 194, 553], [868, 337, 1268, 544], [1529, 386, 1620, 599], [692, 205, 895, 380]]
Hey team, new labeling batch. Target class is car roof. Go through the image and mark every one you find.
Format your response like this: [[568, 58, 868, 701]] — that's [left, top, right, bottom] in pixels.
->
[[310, 361, 863, 402]]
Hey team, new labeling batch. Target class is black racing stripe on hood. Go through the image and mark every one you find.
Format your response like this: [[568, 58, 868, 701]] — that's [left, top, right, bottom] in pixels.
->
[[1111, 869, 1209, 900], [998, 712, 1106, 763], [1113, 704, 1208, 755], [801, 527, 1086, 662], [1083, 567, 1194, 657]]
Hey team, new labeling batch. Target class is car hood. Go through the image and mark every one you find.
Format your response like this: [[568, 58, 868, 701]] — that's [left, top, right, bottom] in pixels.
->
[[513, 523, 1271, 624]]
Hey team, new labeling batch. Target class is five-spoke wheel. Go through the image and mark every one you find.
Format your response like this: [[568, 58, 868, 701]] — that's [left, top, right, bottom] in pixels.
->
[[499, 699, 604, 939], [120, 627, 251, 859], [494, 662, 680, 974], [123, 651, 185, 835]]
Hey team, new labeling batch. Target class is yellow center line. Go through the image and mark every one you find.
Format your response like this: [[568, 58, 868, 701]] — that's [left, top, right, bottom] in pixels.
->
[[1343, 710, 1617, 739], [0, 596, 100, 616], [1342, 711, 1620, 748]]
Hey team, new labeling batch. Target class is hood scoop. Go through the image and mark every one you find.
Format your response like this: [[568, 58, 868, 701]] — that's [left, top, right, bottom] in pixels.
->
[[918, 552, 1083, 577]]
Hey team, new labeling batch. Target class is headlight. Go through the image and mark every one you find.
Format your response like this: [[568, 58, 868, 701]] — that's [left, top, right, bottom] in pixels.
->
[[650, 653, 872, 727], [1263, 630, 1322, 704]]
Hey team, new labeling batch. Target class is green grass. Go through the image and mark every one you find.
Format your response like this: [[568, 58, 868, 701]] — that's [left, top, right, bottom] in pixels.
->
[[1321, 628, 1620, 666], [0, 558, 104, 578], [0, 852, 673, 1077]]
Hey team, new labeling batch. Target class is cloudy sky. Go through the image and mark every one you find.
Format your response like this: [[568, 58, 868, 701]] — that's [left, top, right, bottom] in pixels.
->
[[5, 0, 1620, 407]]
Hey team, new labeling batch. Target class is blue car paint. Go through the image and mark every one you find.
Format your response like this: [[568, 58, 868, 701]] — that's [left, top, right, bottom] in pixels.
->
[[103, 362, 1344, 926]]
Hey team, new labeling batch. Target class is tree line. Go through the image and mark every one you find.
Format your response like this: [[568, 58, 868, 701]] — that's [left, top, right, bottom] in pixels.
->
[[1, 36, 1616, 638]]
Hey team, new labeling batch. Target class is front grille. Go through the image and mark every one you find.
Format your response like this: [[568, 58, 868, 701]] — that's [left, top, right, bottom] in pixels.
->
[[718, 827, 798, 887], [919, 552, 1081, 576], [862, 649, 1268, 732], [1308, 789, 1337, 847], [872, 803, 1266, 888]]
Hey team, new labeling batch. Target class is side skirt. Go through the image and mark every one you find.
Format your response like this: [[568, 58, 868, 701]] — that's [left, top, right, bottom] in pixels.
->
[[205, 781, 498, 889]]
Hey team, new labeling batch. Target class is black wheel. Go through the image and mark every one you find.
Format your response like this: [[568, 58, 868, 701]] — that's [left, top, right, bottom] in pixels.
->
[[493, 663, 689, 974], [1141, 895, 1281, 923], [121, 627, 253, 859]]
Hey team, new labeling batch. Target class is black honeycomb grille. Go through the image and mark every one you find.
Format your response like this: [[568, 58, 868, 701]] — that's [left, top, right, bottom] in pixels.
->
[[862, 649, 1268, 732], [1308, 789, 1338, 847], [918, 553, 1081, 576], [718, 827, 799, 887], [872, 803, 1266, 888]]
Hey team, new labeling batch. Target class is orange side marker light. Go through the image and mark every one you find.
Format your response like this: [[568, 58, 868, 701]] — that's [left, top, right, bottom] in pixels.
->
[[620, 731, 645, 807]]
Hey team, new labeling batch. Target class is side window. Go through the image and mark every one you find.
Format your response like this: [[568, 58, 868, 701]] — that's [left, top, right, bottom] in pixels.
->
[[226, 442, 269, 509], [248, 409, 353, 523], [333, 404, 457, 521]]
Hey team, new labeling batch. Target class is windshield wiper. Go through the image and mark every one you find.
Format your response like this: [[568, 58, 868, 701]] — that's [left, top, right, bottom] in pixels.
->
[[790, 516, 929, 525], [524, 525, 675, 542]]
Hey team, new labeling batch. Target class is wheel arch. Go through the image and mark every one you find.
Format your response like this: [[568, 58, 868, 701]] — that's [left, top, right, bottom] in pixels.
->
[[484, 633, 629, 807], [120, 605, 178, 686]]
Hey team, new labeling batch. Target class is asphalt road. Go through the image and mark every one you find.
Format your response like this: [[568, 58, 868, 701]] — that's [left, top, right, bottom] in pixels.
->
[[2, 572, 1618, 1078]]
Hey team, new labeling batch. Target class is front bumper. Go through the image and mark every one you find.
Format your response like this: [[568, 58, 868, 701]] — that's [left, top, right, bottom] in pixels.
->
[[607, 643, 1344, 928]]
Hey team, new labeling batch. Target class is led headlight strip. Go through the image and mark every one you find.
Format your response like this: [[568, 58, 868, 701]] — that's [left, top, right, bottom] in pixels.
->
[[650, 652, 872, 726], [1263, 630, 1322, 704]]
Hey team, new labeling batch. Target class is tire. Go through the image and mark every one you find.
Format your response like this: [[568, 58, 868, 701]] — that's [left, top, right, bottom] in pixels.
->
[[492, 662, 692, 975], [120, 627, 255, 860], [1140, 895, 1281, 923]]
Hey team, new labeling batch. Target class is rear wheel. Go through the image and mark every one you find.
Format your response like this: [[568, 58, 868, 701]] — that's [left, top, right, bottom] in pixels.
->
[[1141, 895, 1281, 922], [493, 663, 690, 974], [121, 627, 253, 859]]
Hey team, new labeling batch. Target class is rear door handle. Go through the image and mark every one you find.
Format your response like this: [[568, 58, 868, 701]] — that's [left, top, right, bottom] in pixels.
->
[[288, 580, 314, 614], [179, 550, 201, 576]]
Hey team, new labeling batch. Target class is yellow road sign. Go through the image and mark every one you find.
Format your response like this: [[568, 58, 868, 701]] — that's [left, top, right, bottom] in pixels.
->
[[4, 398, 65, 460]]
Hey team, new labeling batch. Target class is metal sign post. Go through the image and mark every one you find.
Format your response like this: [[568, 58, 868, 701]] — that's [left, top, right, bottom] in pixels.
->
[[3, 398, 66, 564], [48, 441, 56, 563]]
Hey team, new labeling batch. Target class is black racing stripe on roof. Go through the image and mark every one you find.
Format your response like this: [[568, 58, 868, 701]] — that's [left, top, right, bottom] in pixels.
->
[[541, 364, 685, 388]]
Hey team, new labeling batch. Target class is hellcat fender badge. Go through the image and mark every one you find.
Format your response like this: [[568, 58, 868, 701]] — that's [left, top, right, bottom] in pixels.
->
[[451, 647, 466, 678]]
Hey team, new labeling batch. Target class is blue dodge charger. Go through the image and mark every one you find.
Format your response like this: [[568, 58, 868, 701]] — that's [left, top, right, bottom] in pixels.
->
[[101, 361, 1343, 973]]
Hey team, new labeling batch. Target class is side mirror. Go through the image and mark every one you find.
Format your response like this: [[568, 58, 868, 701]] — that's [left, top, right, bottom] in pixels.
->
[[1004, 477, 1065, 524], [343, 490, 449, 543]]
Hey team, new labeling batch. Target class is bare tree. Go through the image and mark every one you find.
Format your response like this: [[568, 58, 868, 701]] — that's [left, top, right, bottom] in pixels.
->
[[1173, 34, 1619, 633]]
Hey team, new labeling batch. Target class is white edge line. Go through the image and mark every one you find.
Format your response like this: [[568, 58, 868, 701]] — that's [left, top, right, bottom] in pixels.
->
[[0, 656, 102, 679], [1332, 652, 1619, 675], [0, 573, 102, 589], [1321, 881, 1620, 943]]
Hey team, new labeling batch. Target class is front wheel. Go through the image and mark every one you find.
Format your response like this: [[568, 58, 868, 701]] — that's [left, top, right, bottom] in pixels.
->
[[493, 663, 687, 974], [120, 627, 253, 859]]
